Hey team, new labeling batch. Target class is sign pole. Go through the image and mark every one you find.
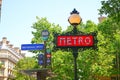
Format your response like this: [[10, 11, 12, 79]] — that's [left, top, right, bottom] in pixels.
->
[[41, 30, 50, 80], [44, 40, 47, 68], [37, 72, 41, 80], [73, 27, 78, 80]]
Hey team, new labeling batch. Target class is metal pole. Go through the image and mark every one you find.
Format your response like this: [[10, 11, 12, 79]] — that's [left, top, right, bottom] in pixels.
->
[[116, 15, 120, 80], [37, 72, 41, 80], [116, 49, 120, 80], [37, 71, 46, 80], [44, 41, 46, 68], [74, 57, 77, 80], [72, 48, 78, 80], [73, 26, 78, 80], [43, 41, 46, 80]]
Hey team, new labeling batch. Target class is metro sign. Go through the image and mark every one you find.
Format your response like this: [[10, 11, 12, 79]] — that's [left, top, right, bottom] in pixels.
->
[[57, 35, 94, 47]]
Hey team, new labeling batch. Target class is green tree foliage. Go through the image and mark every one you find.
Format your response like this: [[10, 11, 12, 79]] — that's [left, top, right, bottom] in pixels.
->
[[14, 57, 37, 80], [51, 50, 74, 80], [99, 0, 120, 77], [99, 0, 120, 27], [84, 20, 97, 33], [113, 32, 120, 75], [30, 17, 116, 80], [77, 20, 115, 80], [98, 18, 120, 78], [31, 16, 62, 54]]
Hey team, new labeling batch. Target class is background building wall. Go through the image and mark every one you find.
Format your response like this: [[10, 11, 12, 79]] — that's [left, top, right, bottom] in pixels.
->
[[0, 37, 25, 80]]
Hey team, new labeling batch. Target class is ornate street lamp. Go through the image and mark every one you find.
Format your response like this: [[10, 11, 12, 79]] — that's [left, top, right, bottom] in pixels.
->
[[68, 8, 82, 80], [68, 8, 82, 27]]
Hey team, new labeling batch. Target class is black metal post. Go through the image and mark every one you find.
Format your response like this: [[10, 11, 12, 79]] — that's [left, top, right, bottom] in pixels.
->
[[43, 41, 47, 80], [74, 56, 77, 80], [37, 72, 41, 80], [37, 71, 46, 80], [68, 8, 81, 80], [44, 41, 47, 68], [72, 26, 78, 80], [37, 41, 46, 80], [72, 48, 78, 80]]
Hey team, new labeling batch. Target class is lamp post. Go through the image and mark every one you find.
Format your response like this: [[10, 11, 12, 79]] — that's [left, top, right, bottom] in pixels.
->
[[68, 8, 82, 80]]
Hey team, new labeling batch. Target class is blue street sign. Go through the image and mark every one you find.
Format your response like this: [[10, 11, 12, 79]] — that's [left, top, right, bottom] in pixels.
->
[[38, 54, 44, 59], [38, 60, 44, 65], [46, 59, 51, 63], [38, 54, 44, 65], [46, 59, 51, 65], [21, 44, 44, 50]]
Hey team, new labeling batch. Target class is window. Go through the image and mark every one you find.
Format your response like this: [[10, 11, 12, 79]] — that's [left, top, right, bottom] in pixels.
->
[[0, 60, 5, 67], [0, 69, 4, 76], [1, 60, 5, 65]]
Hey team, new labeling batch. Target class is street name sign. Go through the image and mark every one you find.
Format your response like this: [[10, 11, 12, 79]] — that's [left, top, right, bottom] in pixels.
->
[[21, 44, 44, 50]]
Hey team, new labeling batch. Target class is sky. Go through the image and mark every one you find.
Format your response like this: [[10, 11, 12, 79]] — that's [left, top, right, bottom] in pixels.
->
[[0, 0, 102, 56]]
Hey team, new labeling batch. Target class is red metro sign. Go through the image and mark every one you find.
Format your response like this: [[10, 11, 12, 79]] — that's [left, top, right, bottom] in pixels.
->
[[57, 35, 94, 47]]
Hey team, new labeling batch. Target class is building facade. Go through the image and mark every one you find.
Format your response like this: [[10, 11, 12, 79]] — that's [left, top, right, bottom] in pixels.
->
[[98, 16, 106, 23], [0, 37, 25, 80]]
